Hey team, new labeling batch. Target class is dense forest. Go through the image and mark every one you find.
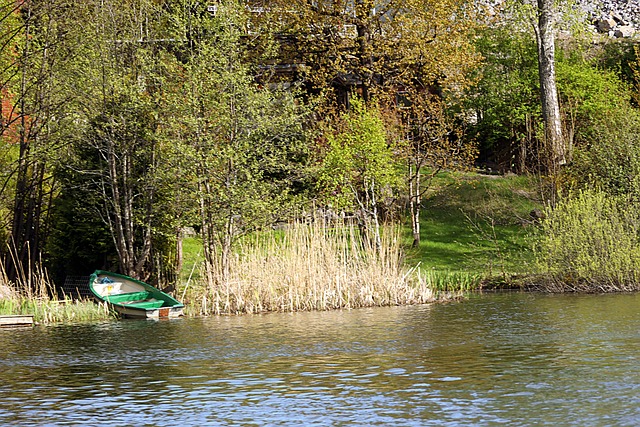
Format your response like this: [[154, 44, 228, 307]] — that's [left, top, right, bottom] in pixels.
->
[[2, 0, 640, 298]]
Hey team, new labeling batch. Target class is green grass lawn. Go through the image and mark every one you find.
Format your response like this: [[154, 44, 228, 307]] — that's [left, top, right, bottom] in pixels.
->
[[179, 235, 204, 283], [405, 171, 543, 277]]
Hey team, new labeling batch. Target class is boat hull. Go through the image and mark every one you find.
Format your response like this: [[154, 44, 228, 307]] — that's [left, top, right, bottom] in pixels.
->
[[112, 304, 184, 319]]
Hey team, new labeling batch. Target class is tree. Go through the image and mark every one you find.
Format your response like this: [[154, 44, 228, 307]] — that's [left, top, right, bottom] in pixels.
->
[[165, 1, 309, 287], [399, 97, 477, 247], [0, 0, 22, 139], [253, 0, 480, 104], [317, 97, 402, 249], [255, 0, 481, 248], [534, 0, 565, 167], [465, 25, 541, 173], [48, 0, 181, 282], [1, 0, 82, 288]]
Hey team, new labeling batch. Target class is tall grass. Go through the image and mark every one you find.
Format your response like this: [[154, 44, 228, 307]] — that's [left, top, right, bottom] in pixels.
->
[[0, 296, 114, 324], [0, 259, 114, 324], [418, 269, 482, 292], [181, 220, 458, 315]]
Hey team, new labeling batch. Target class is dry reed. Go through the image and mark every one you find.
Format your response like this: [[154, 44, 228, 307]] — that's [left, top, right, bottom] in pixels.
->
[[182, 220, 452, 315], [0, 251, 114, 324]]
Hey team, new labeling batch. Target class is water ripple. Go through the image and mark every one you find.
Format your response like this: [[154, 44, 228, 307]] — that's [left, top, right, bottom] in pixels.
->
[[1, 293, 639, 426]]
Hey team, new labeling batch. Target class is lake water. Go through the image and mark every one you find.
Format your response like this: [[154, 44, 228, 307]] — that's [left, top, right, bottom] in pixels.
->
[[0, 292, 638, 426]]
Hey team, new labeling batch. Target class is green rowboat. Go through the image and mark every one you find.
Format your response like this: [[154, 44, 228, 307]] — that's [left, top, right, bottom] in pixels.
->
[[89, 270, 184, 319]]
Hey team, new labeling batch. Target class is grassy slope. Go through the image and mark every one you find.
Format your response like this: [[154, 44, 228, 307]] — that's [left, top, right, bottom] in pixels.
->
[[405, 172, 543, 278], [180, 171, 544, 283], [180, 236, 204, 284]]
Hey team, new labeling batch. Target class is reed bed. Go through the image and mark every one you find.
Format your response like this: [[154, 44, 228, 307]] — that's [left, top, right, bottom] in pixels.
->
[[0, 261, 114, 324], [182, 221, 462, 316], [0, 296, 114, 324]]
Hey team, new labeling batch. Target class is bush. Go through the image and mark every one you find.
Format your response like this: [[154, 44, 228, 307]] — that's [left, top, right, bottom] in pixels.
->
[[568, 106, 640, 197], [536, 189, 640, 291]]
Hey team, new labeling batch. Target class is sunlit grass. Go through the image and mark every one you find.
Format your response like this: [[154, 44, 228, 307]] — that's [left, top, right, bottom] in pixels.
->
[[406, 171, 542, 279], [179, 235, 203, 283], [0, 295, 114, 324]]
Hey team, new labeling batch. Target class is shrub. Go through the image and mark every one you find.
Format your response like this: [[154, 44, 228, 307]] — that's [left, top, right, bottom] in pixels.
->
[[568, 107, 640, 197], [536, 189, 640, 291]]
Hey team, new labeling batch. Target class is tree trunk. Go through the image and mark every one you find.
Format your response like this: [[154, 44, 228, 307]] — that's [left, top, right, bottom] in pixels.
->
[[354, 0, 374, 102], [175, 227, 183, 277], [536, 0, 565, 167], [409, 163, 421, 248]]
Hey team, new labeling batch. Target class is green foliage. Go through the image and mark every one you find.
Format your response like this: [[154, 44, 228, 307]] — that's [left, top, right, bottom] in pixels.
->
[[9, 0, 640, 297], [317, 98, 401, 211], [591, 41, 638, 86], [633, 45, 640, 105], [552, 45, 640, 201], [45, 185, 115, 281], [557, 53, 633, 132], [0, 2, 21, 93], [560, 48, 640, 197], [466, 27, 541, 171], [163, 1, 310, 281], [568, 108, 640, 196], [44, 0, 184, 281], [536, 189, 640, 291], [469, 25, 639, 174]]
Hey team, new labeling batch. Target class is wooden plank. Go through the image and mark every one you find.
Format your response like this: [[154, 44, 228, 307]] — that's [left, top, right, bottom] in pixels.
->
[[0, 315, 34, 327]]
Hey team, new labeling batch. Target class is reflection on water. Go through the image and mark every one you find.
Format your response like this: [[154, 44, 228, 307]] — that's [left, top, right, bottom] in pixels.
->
[[1, 293, 638, 426]]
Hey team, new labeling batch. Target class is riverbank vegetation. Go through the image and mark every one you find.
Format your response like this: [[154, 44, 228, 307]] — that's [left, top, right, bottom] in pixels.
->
[[535, 189, 640, 292], [1, 0, 640, 322], [181, 220, 447, 315], [0, 276, 113, 323]]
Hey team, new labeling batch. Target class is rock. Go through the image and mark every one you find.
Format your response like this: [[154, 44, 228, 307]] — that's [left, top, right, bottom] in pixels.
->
[[611, 12, 624, 23], [596, 17, 617, 32], [614, 25, 635, 37], [476, 0, 640, 37]]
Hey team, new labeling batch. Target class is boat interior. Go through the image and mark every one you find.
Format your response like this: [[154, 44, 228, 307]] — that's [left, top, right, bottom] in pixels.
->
[[93, 276, 169, 309]]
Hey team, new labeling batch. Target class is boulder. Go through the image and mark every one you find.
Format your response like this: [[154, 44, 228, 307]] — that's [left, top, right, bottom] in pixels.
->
[[614, 25, 635, 38], [596, 17, 617, 33]]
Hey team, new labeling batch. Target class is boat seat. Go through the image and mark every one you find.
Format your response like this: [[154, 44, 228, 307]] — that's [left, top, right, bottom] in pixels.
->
[[105, 291, 150, 304], [126, 300, 165, 309]]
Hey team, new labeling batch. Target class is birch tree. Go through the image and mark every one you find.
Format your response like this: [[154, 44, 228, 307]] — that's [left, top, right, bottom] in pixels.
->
[[50, 0, 179, 281], [317, 98, 402, 250], [166, 1, 308, 288], [534, 0, 566, 167]]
